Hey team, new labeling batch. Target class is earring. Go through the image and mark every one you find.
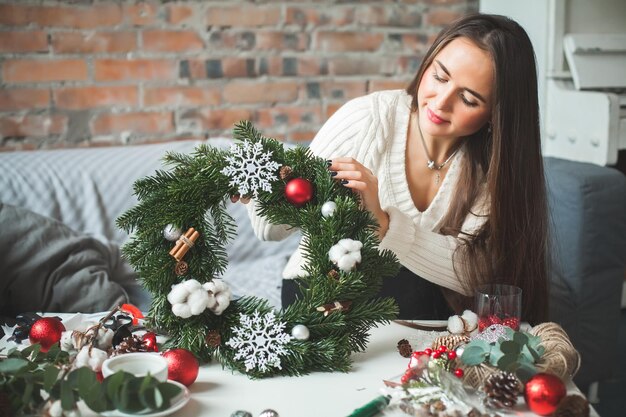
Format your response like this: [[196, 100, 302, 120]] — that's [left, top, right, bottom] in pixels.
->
[[487, 123, 492, 134]]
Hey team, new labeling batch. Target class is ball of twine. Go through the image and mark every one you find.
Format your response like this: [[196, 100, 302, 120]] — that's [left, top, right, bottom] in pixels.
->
[[459, 322, 580, 389]]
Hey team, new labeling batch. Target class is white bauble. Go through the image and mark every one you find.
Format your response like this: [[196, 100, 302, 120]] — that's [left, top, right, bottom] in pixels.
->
[[291, 324, 310, 341], [163, 224, 182, 241], [321, 201, 337, 217]]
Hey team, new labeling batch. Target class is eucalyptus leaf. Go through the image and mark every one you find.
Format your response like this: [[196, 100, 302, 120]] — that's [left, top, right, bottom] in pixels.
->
[[158, 381, 182, 401], [21, 380, 34, 405], [516, 363, 538, 383], [465, 339, 491, 352], [0, 357, 29, 373], [500, 340, 521, 354], [74, 367, 98, 399], [513, 331, 529, 345], [60, 380, 76, 411], [488, 349, 504, 367], [43, 365, 60, 391], [496, 353, 519, 372], [460, 345, 488, 365]]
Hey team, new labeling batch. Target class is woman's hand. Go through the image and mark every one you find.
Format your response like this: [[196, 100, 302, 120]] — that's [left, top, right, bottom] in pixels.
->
[[328, 157, 389, 239]]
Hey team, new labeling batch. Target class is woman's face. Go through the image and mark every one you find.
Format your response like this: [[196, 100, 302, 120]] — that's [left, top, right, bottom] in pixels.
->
[[417, 37, 494, 140]]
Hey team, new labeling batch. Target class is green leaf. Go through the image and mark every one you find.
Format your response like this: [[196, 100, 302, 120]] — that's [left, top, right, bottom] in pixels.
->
[[464, 339, 491, 352], [496, 353, 519, 372], [515, 363, 538, 383], [158, 381, 182, 401], [0, 358, 29, 373], [43, 365, 60, 391], [21, 381, 34, 406], [513, 331, 529, 345], [460, 346, 489, 365], [60, 380, 76, 411], [499, 340, 521, 354], [488, 349, 504, 367], [74, 367, 98, 399]]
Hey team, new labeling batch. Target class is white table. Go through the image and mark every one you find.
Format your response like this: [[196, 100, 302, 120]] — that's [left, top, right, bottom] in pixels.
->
[[1, 316, 597, 417]]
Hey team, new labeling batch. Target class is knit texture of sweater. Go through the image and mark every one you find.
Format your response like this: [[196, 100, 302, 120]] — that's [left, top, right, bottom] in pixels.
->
[[246, 89, 489, 295]]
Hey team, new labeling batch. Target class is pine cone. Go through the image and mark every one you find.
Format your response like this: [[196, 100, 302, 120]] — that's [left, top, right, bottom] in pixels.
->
[[206, 330, 221, 347], [554, 395, 590, 417], [327, 269, 339, 280], [111, 335, 148, 355], [279, 165, 293, 180], [483, 371, 522, 409], [174, 261, 189, 276], [397, 339, 413, 358]]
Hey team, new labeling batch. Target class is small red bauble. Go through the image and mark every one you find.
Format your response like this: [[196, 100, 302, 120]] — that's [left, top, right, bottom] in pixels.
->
[[162, 348, 199, 386], [446, 351, 457, 360], [284, 178, 314, 206], [524, 373, 567, 416], [432, 351, 441, 359], [29, 317, 65, 352], [423, 348, 432, 356], [453, 368, 464, 378], [142, 332, 159, 352], [437, 345, 447, 352]]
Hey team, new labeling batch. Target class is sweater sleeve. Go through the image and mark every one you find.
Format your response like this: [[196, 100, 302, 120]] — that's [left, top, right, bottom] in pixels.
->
[[379, 190, 489, 296], [246, 95, 376, 241]]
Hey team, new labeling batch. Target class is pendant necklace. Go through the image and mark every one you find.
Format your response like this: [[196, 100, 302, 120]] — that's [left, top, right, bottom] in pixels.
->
[[416, 113, 461, 185]]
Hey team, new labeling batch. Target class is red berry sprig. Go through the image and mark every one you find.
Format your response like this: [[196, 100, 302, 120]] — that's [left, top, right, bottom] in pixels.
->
[[405, 345, 465, 381]]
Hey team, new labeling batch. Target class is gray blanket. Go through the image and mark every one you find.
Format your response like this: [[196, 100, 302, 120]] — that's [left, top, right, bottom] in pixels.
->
[[0, 203, 148, 317]]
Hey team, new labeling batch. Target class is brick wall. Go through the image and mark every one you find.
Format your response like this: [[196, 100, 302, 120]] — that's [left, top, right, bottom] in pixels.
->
[[0, 0, 477, 151]]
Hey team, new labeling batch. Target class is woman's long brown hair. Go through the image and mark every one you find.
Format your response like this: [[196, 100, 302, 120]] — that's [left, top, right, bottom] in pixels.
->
[[406, 14, 549, 324]]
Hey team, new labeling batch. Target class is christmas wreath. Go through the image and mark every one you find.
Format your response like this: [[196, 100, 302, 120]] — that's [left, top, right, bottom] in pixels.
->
[[116, 121, 400, 378]]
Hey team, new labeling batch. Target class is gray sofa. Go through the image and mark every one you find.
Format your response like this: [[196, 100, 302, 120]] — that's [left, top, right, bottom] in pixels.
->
[[0, 142, 624, 390]]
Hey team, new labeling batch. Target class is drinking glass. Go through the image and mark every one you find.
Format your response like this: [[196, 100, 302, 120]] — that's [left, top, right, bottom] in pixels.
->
[[474, 284, 522, 331]]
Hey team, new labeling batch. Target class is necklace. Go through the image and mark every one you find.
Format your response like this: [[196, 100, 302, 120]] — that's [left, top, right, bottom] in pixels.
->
[[415, 113, 461, 185]]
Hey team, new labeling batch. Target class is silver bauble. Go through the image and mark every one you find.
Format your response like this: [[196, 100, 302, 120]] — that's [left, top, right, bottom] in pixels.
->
[[259, 410, 279, 417], [163, 224, 182, 241], [321, 201, 337, 217], [290, 324, 310, 341], [231, 411, 252, 417]]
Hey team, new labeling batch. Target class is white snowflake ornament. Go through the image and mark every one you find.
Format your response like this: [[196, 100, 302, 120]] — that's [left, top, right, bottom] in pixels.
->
[[221, 140, 280, 198], [328, 238, 363, 272], [225, 311, 292, 374]]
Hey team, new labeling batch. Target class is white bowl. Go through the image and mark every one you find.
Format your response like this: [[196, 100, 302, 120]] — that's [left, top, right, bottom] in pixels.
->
[[102, 352, 168, 382]]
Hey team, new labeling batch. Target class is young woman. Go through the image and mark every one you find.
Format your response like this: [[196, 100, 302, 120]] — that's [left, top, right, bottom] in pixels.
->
[[247, 14, 549, 324]]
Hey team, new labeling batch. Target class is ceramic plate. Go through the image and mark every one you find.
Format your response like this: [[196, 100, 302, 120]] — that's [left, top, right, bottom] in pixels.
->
[[101, 380, 190, 417]]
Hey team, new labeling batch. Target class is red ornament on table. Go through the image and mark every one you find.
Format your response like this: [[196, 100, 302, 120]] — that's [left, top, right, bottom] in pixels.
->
[[142, 332, 159, 352], [29, 317, 65, 352], [162, 348, 199, 386], [284, 178, 314, 206], [524, 373, 567, 416]]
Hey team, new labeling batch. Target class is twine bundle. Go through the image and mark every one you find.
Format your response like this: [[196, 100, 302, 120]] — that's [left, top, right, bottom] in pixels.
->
[[458, 322, 580, 389]]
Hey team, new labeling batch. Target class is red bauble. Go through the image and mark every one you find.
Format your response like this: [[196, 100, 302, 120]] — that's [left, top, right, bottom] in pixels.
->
[[29, 317, 65, 352], [284, 178, 314, 206], [162, 348, 199, 386], [142, 332, 159, 352], [524, 373, 567, 416]]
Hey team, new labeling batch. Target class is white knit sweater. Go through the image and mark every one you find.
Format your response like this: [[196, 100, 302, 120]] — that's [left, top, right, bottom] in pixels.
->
[[247, 90, 489, 295]]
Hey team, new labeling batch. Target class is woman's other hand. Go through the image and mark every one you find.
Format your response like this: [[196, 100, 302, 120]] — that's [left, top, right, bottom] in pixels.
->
[[327, 157, 389, 239]]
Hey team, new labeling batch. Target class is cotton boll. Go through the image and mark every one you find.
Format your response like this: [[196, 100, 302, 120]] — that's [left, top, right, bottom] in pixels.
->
[[187, 288, 210, 315], [172, 303, 192, 319], [95, 328, 114, 350], [447, 315, 465, 334], [328, 238, 363, 272], [336, 253, 359, 272], [328, 245, 346, 263], [75, 346, 108, 372], [204, 279, 232, 315], [60, 330, 76, 352], [167, 283, 191, 304], [461, 310, 478, 332]]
